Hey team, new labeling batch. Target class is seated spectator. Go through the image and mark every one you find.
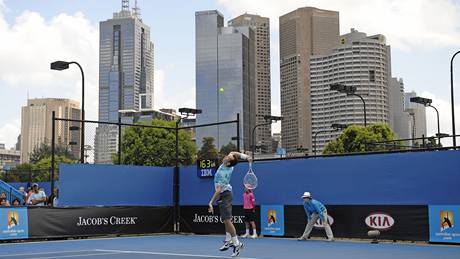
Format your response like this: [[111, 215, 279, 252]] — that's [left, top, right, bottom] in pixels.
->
[[12, 198, 21, 206], [29, 183, 47, 206], [0, 192, 10, 207], [0, 198, 10, 207], [26, 187, 33, 204]]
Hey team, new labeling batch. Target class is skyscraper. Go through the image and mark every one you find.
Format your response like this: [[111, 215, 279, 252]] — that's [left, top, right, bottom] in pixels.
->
[[404, 91, 427, 140], [95, 0, 154, 163], [228, 14, 272, 153], [20, 98, 81, 163], [310, 29, 391, 153], [195, 10, 255, 151], [389, 77, 411, 140], [279, 7, 339, 153]]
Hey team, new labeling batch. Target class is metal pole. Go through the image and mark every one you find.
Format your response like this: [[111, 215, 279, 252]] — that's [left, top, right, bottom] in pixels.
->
[[69, 62, 85, 163], [428, 105, 441, 146], [350, 93, 367, 127], [236, 113, 240, 152], [252, 122, 272, 160], [118, 116, 122, 164], [51, 111, 56, 207], [451, 51, 460, 148], [174, 119, 181, 233]]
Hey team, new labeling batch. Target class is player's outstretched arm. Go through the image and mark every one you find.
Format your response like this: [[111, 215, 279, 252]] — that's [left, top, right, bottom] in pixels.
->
[[229, 151, 252, 163]]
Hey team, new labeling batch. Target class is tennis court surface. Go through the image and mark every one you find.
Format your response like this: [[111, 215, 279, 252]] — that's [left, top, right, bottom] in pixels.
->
[[1, 235, 459, 259]]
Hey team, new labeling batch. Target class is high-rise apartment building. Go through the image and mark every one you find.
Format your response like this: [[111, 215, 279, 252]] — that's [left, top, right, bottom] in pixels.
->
[[404, 91, 427, 140], [195, 10, 256, 151], [389, 77, 411, 139], [310, 29, 391, 153], [20, 98, 81, 163], [228, 14, 272, 153], [95, 1, 154, 163], [279, 7, 339, 153]]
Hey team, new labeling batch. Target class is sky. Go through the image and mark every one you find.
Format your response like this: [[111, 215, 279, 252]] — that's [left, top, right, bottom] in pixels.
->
[[1, 0, 460, 149]]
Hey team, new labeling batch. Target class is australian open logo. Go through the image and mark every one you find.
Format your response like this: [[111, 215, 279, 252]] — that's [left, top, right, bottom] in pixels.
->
[[267, 209, 277, 227], [7, 211, 19, 230], [440, 210, 454, 232]]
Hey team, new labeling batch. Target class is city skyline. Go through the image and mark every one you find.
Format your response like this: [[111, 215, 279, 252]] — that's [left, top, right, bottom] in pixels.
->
[[1, 0, 460, 149]]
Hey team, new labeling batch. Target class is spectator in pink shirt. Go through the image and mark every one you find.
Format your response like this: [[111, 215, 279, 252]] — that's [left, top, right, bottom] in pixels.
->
[[241, 187, 257, 238]]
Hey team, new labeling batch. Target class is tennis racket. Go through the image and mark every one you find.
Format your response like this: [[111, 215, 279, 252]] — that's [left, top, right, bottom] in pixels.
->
[[243, 162, 258, 190]]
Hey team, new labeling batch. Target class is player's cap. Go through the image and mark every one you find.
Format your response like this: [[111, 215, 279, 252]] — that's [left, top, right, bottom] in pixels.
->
[[301, 192, 311, 198], [32, 183, 39, 187]]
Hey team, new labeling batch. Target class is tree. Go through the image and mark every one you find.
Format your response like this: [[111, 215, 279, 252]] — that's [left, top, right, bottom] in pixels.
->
[[119, 119, 197, 166], [197, 137, 218, 160], [323, 124, 397, 155], [219, 142, 238, 160], [33, 155, 75, 182], [29, 142, 76, 164]]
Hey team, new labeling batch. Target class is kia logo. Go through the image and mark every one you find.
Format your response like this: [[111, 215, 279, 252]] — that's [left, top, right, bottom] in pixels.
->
[[365, 213, 395, 230], [314, 215, 334, 228]]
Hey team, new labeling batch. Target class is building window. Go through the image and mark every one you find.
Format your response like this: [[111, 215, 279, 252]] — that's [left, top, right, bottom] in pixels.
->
[[369, 70, 375, 82]]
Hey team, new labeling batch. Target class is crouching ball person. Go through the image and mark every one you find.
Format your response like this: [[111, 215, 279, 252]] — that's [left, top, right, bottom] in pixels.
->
[[208, 151, 251, 257], [298, 192, 334, 241]]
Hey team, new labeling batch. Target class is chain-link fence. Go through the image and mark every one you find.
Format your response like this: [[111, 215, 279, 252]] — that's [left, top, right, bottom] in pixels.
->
[[0, 168, 51, 183]]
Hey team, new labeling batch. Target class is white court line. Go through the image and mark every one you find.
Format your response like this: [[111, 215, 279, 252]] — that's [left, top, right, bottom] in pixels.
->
[[96, 249, 259, 259], [28, 252, 120, 259], [0, 250, 95, 257], [0, 234, 170, 247]]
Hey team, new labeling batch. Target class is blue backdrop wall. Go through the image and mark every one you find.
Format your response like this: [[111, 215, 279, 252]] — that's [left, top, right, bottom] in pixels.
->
[[57, 150, 460, 206], [180, 150, 460, 206], [59, 164, 173, 206]]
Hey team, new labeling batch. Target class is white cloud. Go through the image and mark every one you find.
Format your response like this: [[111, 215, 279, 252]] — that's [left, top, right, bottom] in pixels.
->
[[153, 69, 195, 111], [0, 9, 100, 122], [0, 119, 19, 149], [271, 104, 281, 133], [153, 69, 166, 109], [218, 0, 460, 51]]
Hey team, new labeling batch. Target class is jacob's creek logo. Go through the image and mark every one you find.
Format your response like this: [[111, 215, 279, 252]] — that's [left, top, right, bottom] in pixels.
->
[[267, 209, 277, 227], [7, 211, 19, 230], [365, 213, 395, 230], [193, 214, 244, 224], [314, 215, 334, 229], [77, 216, 138, 226], [440, 210, 454, 232]]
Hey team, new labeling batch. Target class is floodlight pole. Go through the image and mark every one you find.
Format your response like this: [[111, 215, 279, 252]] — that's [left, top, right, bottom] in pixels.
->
[[450, 51, 460, 148], [252, 122, 272, 160], [50, 61, 85, 163], [348, 92, 367, 127], [427, 104, 441, 144]]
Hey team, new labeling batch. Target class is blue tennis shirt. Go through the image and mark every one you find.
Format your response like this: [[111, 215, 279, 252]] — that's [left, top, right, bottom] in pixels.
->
[[214, 164, 234, 193]]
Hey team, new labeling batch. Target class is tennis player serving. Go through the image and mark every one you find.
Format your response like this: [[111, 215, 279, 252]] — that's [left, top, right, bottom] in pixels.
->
[[208, 151, 252, 257]]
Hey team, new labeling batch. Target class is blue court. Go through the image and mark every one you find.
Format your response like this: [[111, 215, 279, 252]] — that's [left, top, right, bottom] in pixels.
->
[[0, 235, 459, 259]]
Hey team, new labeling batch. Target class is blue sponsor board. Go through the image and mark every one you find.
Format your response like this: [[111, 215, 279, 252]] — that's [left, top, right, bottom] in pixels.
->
[[0, 207, 28, 240], [261, 205, 284, 236], [429, 205, 460, 243], [197, 159, 218, 178]]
